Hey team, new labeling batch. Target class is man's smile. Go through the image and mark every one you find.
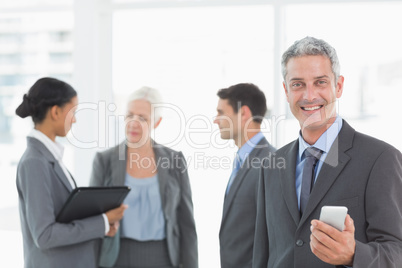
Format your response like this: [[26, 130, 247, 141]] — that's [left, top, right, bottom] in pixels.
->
[[301, 105, 323, 111]]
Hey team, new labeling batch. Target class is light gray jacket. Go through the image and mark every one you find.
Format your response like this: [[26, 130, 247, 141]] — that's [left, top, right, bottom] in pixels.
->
[[90, 141, 198, 268], [16, 137, 105, 268]]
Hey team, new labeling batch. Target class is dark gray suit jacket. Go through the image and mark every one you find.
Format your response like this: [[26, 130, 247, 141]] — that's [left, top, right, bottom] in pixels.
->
[[220, 137, 275, 268], [253, 120, 402, 268], [16, 137, 105, 268], [90, 141, 198, 268]]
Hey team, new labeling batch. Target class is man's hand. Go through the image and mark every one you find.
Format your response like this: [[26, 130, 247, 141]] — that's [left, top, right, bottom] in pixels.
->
[[106, 221, 120, 237], [105, 204, 128, 224], [310, 214, 356, 266]]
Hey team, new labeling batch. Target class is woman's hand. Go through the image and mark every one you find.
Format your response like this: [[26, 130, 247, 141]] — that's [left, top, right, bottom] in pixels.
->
[[106, 221, 120, 237], [105, 204, 128, 224]]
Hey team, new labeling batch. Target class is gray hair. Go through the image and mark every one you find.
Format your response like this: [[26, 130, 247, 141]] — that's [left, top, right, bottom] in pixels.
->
[[281, 36, 340, 82], [127, 86, 163, 121]]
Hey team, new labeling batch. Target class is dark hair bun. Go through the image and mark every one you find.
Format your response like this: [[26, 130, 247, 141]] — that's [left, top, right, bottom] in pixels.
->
[[16, 94, 33, 118], [15, 77, 77, 124]]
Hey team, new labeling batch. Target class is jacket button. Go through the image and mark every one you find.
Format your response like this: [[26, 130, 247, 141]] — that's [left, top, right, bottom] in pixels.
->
[[296, 239, 304, 247]]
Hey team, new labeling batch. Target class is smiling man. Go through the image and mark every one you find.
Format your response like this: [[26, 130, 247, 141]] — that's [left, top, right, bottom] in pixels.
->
[[253, 37, 402, 268]]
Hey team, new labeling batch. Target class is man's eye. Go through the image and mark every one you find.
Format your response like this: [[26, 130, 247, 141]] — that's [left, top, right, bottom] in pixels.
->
[[125, 114, 133, 119], [292, 82, 302, 87]]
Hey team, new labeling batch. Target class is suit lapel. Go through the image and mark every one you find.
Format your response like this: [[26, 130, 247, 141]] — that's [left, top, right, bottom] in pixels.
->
[[28, 137, 73, 192], [221, 159, 251, 221], [53, 162, 74, 191], [118, 141, 173, 217], [299, 121, 354, 226], [114, 143, 127, 186], [153, 143, 168, 216], [119, 141, 169, 213], [221, 138, 269, 223], [280, 140, 301, 226]]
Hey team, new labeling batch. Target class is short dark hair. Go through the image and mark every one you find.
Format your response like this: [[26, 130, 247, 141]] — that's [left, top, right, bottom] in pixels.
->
[[16, 77, 77, 124], [217, 83, 267, 123]]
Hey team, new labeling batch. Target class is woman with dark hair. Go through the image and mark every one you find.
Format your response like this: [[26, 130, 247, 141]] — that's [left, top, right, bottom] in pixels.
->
[[16, 77, 127, 268]]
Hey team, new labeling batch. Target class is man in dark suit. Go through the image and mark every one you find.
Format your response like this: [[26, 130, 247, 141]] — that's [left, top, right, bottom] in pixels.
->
[[253, 36, 402, 267], [214, 83, 276, 268]]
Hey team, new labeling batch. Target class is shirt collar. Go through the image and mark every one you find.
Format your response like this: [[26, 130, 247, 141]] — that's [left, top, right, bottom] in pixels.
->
[[28, 129, 64, 161], [298, 116, 343, 160], [237, 132, 264, 163]]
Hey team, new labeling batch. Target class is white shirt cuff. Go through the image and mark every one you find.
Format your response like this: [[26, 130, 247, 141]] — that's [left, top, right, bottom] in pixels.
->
[[102, 213, 110, 235]]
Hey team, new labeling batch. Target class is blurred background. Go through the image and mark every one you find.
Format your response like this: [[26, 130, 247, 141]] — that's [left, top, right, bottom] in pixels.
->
[[1, 0, 402, 266]]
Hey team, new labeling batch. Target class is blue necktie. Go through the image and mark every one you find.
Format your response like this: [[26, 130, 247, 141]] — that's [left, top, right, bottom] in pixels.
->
[[300, 147, 322, 215], [226, 153, 241, 194]]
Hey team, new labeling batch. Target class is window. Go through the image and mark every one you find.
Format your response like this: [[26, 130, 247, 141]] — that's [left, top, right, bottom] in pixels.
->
[[113, 6, 274, 266], [0, 11, 73, 267], [283, 2, 402, 150], [2, 1, 402, 267]]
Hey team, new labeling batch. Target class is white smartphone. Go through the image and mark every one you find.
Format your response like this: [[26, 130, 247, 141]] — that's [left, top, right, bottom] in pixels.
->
[[319, 206, 348, 231]]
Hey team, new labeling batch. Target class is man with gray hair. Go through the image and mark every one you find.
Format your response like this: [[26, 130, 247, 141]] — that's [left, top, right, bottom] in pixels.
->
[[253, 36, 402, 267]]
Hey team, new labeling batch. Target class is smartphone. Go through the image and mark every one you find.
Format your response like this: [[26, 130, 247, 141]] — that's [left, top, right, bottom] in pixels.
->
[[319, 206, 348, 231]]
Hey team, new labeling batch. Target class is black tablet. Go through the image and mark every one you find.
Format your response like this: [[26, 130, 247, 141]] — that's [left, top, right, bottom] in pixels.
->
[[56, 186, 131, 223]]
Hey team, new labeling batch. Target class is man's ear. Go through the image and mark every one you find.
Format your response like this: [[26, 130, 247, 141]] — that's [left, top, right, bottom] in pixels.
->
[[336, 75, 344, 98], [240, 105, 252, 122], [283, 82, 290, 103]]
